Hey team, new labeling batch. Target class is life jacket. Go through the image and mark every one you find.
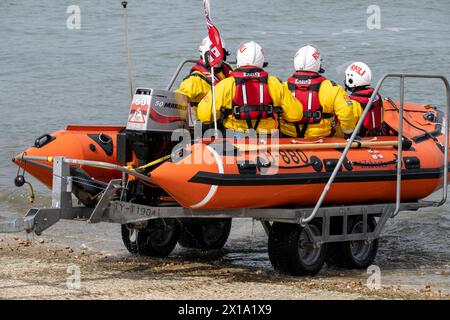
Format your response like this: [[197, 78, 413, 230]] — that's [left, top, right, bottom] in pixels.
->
[[223, 66, 280, 131], [287, 71, 333, 137], [350, 87, 384, 136], [188, 59, 232, 86]]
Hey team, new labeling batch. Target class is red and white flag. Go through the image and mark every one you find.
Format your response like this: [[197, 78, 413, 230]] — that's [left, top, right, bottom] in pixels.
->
[[203, 0, 224, 67]]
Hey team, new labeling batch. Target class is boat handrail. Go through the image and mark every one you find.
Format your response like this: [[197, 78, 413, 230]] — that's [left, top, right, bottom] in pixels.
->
[[166, 59, 198, 91], [166, 58, 238, 91], [301, 74, 450, 225]]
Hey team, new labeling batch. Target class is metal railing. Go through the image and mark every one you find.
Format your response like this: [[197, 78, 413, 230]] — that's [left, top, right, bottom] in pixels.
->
[[166, 59, 198, 91], [301, 74, 450, 225], [15, 155, 156, 186], [165, 59, 239, 91]]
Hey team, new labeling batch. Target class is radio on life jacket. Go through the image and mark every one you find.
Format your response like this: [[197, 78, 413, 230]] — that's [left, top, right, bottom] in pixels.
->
[[287, 71, 333, 137], [350, 88, 384, 136], [222, 67, 282, 131]]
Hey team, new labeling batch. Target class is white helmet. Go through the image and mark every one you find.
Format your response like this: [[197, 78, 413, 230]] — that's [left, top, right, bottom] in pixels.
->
[[294, 45, 322, 72], [345, 62, 372, 89], [198, 36, 227, 64], [236, 41, 265, 68]]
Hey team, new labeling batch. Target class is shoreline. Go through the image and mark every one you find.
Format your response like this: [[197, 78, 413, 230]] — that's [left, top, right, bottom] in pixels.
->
[[0, 234, 448, 300]]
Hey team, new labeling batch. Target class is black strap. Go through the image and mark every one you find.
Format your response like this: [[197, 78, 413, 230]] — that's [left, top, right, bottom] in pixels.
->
[[298, 120, 309, 138], [221, 105, 281, 131], [294, 122, 302, 138], [288, 82, 297, 92], [234, 67, 265, 74], [292, 116, 310, 138], [235, 75, 268, 85], [292, 122, 309, 138], [221, 107, 232, 117], [302, 111, 333, 119], [184, 72, 212, 85], [253, 109, 265, 131], [245, 112, 254, 130], [288, 81, 321, 92], [273, 107, 283, 115], [350, 89, 371, 98], [292, 73, 322, 81], [233, 105, 274, 115], [308, 83, 322, 92]]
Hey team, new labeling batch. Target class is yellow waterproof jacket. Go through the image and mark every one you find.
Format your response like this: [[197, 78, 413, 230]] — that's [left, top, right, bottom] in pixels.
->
[[334, 99, 364, 138], [176, 61, 233, 108], [176, 69, 229, 106], [197, 75, 303, 133], [281, 80, 355, 138]]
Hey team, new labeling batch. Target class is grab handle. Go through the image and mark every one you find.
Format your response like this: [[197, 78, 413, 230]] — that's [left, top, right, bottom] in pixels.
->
[[34, 134, 55, 148]]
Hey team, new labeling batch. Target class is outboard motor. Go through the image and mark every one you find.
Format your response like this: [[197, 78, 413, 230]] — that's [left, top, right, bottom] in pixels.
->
[[118, 88, 188, 166], [117, 88, 189, 205]]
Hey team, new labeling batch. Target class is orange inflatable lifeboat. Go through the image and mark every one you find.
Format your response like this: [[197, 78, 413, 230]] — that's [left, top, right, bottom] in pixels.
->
[[12, 99, 447, 210], [149, 100, 447, 209]]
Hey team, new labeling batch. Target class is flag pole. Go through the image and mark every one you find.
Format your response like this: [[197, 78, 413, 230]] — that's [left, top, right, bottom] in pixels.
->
[[122, 1, 134, 100], [203, 0, 223, 137], [210, 66, 218, 135]]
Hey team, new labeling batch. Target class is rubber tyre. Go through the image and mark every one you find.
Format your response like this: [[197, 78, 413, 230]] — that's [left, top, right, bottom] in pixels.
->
[[268, 222, 326, 276], [121, 218, 179, 257], [178, 218, 232, 250], [326, 216, 378, 269]]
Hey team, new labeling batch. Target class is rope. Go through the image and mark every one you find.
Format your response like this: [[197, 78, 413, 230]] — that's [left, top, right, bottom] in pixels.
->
[[386, 97, 439, 142], [291, 138, 324, 144], [351, 160, 397, 167], [131, 154, 172, 171], [52, 174, 107, 191], [24, 182, 34, 203], [70, 176, 107, 191], [15, 152, 35, 203]]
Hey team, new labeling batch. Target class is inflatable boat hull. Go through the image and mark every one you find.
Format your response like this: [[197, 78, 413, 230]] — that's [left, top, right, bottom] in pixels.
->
[[150, 136, 445, 209]]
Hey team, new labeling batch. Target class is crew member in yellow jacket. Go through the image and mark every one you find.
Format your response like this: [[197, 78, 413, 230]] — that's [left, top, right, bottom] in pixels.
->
[[176, 37, 233, 112], [282, 45, 355, 138], [197, 41, 303, 134]]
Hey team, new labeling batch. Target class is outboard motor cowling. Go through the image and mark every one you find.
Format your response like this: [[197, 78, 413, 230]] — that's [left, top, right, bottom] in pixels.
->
[[123, 88, 189, 164], [126, 88, 188, 133]]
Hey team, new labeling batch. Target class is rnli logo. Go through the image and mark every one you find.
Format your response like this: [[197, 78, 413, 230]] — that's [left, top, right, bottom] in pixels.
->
[[244, 72, 260, 77], [350, 64, 366, 76], [312, 50, 320, 61], [295, 79, 311, 84]]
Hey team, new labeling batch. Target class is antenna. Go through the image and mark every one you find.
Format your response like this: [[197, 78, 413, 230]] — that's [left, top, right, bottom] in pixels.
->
[[122, 1, 134, 99]]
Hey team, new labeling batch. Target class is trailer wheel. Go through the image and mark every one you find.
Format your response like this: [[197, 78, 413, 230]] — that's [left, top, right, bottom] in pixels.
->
[[178, 218, 232, 250], [326, 216, 378, 269], [121, 218, 179, 257], [268, 222, 325, 276]]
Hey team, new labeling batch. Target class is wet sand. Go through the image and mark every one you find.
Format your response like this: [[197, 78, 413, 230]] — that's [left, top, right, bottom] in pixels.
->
[[0, 235, 448, 300]]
